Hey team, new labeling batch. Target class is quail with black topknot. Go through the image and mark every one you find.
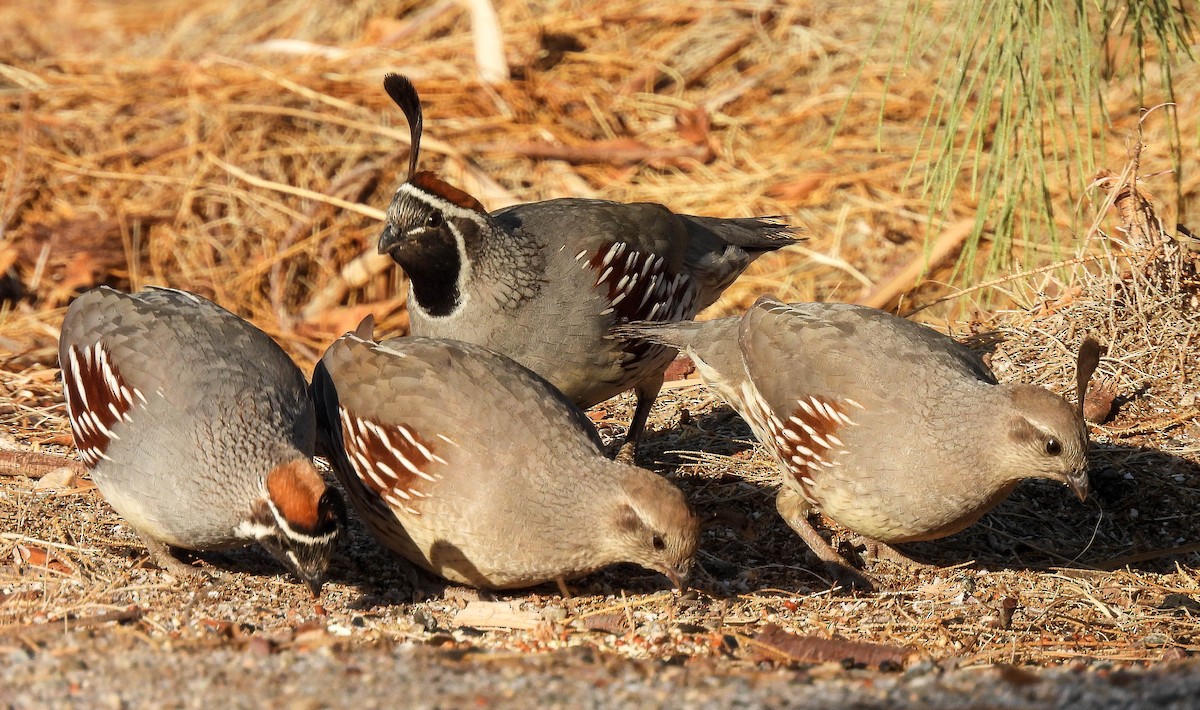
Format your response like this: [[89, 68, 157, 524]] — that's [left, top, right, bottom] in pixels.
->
[[376, 74, 798, 459]]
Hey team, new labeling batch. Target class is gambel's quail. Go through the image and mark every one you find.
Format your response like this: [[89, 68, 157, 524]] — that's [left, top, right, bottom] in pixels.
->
[[311, 318, 699, 591], [59, 286, 344, 593], [375, 74, 797, 458], [615, 295, 1098, 583]]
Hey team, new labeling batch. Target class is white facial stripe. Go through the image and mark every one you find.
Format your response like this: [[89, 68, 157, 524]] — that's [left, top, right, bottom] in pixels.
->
[[396, 183, 488, 226], [264, 498, 338, 545], [235, 520, 275, 540], [396, 189, 474, 322]]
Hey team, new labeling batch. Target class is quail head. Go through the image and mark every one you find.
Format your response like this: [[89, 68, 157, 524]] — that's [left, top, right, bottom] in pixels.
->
[[59, 286, 345, 593], [311, 318, 699, 592], [616, 295, 1098, 583], [374, 74, 798, 459]]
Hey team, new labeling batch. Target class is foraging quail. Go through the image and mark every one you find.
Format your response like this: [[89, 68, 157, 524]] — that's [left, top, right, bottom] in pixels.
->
[[311, 318, 699, 591], [59, 286, 344, 593], [615, 295, 1097, 581], [375, 74, 798, 458]]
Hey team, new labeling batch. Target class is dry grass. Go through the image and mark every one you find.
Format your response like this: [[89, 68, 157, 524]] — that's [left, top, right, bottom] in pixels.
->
[[2, 0, 1200, 682]]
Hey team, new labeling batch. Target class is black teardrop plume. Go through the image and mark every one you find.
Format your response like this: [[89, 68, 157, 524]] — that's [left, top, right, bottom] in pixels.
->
[[1075, 336, 1102, 414], [383, 73, 422, 179]]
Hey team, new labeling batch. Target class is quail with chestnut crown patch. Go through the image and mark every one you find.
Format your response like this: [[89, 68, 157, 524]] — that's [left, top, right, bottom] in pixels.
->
[[376, 74, 798, 459], [59, 286, 344, 594]]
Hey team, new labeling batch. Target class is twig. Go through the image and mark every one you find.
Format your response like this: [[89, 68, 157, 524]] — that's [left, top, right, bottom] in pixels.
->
[[742, 623, 913, 668], [472, 139, 711, 166], [205, 153, 386, 221], [300, 253, 399, 321], [465, 0, 510, 84], [1100, 408, 1200, 437], [857, 217, 975, 310], [0, 450, 87, 479], [902, 254, 1102, 317], [1092, 542, 1200, 571], [0, 607, 144, 640]]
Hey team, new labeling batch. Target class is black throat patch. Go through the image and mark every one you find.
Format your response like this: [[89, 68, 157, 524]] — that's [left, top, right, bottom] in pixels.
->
[[386, 224, 463, 317]]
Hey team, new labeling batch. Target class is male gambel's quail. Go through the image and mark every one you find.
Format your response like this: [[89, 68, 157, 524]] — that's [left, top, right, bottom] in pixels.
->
[[59, 286, 344, 593], [615, 295, 1097, 582], [311, 318, 699, 591], [375, 74, 797, 458]]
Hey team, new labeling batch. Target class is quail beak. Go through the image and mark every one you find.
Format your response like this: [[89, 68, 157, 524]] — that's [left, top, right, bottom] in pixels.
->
[[377, 224, 399, 256], [302, 573, 325, 599], [1067, 469, 1090, 502], [660, 565, 689, 592]]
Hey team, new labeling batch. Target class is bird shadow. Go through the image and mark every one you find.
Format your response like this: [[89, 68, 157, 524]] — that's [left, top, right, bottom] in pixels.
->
[[897, 441, 1200, 575], [323, 498, 681, 610]]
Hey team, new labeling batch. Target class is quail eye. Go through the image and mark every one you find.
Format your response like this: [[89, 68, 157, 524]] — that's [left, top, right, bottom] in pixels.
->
[[425, 212, 444, 229], [1045, 437, 1063, 456], [652, 534, 666, 551]]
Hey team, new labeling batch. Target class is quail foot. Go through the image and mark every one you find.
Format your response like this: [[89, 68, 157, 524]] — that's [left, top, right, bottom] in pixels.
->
[[375, 74, 797, 460], [311, 318, 699, 592], [59, 286, 345, 593], [615, 295, 1098, 587]]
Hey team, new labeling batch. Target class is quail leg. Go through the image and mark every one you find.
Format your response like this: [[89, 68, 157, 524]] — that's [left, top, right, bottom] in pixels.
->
[[555, 576, 574, 599], [855, 537, 936, 569], [137, 534, 207, 580], [616, 376, 664, 464], [775, 488, 874, 591]]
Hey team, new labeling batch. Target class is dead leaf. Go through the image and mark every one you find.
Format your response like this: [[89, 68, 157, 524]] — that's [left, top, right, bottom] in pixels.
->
[[575, 612, 631, 635], [13, 544, 75, 573], [664, 355, 696, 382], [766, 174, 829, 203], [46, 252, 101, 305], [676, 106, 710, 145], [1084, 382, 1118, 424], [750, 623, 913, 670]]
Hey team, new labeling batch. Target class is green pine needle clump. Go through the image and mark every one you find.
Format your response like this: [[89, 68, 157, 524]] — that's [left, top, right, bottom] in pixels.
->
[[876, 1, 1196, 288]]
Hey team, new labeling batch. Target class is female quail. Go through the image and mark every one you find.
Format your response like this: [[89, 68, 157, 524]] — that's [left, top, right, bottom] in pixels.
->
[[311, 319, 698, 591], [59, 286, 344, 592], [375, 74, 797, 458], [616, 295, 1096, 583]]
